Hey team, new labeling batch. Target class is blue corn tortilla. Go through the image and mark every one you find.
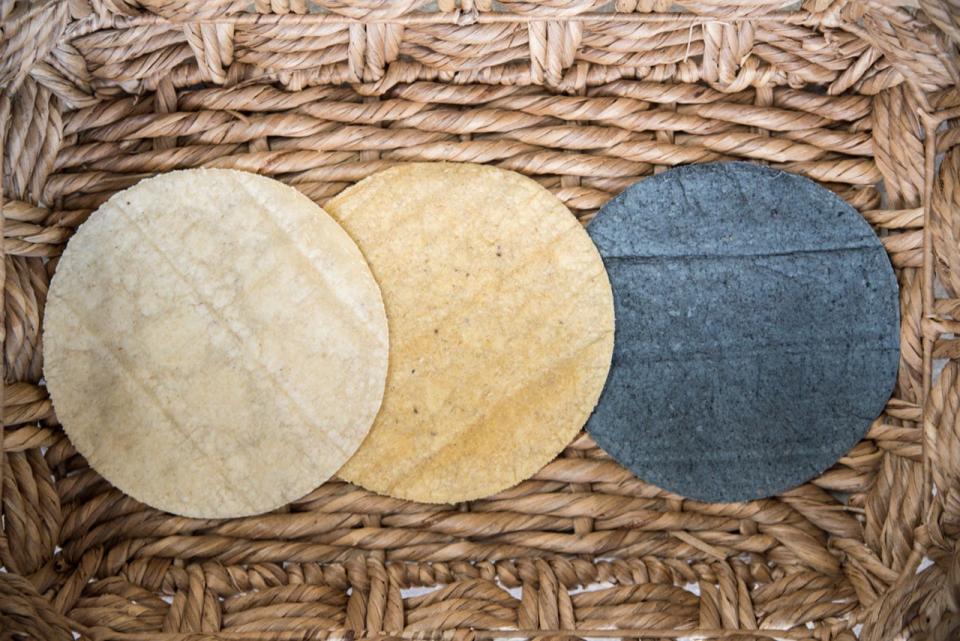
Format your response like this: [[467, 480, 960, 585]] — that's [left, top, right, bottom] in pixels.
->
[[586, 162, 900, 503]]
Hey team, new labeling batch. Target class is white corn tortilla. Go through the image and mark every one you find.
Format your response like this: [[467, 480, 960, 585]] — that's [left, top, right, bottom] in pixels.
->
[[43, 168, 389, 518]]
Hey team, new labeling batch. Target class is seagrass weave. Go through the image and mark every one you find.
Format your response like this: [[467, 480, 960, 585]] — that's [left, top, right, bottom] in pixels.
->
[[2, 1, 960, 640]]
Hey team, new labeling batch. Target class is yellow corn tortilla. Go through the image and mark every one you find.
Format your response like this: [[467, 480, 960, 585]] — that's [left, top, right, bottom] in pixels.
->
[[328, 162, 614, 503], [43, 169, 389, 518]]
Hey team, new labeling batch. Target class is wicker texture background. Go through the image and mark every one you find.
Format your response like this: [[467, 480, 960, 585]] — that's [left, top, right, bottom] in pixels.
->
[[2, 1, 960, 640]]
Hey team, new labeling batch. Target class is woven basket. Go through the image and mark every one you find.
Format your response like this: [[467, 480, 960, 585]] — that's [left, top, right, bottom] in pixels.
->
[[3, 1, 960, 640]]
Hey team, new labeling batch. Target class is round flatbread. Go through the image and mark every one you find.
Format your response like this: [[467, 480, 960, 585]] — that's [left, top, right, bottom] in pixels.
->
[[586, 162, 900, 502], [327, 163, 614, 503], [44, 169, 389, 518]]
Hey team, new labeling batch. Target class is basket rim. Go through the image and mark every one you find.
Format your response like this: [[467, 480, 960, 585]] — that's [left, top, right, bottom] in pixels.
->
[[3, 2, 960, 641]]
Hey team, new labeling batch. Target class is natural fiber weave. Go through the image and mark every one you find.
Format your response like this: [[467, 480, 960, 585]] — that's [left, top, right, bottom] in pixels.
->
[[2, 1, 960, 640]]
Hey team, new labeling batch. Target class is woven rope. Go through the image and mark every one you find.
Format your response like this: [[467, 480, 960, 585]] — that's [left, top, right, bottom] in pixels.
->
[[2, 1, 960, 640]]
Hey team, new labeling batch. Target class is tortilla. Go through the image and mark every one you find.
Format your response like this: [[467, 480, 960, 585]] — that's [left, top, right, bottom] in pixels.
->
[[327, 163, 614, 503], [43, 169, 389, 518], [586, 162, 899, 502]]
